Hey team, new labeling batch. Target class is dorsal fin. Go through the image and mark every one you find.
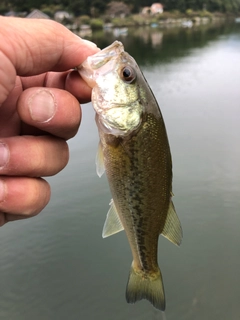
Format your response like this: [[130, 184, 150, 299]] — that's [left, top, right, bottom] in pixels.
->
[[96, 141, 105, 177], [161, 201, 183, 246], [102, 199, 124, 238]]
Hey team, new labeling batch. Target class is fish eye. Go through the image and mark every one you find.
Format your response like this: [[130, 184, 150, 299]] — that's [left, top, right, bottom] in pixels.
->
[[121, 66, 136, 83]]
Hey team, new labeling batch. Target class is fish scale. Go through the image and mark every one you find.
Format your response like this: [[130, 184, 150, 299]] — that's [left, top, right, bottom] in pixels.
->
[[78, 41, 183, 311], [101, 113, 170, 277]]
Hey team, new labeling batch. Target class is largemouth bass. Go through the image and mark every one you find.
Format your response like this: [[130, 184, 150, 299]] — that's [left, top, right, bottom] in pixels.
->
[[78, 41, 182, 311]]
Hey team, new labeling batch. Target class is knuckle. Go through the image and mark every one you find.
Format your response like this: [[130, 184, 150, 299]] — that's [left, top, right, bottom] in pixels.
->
[[0, 177, 50, 219], [24, 178, 50, 216]]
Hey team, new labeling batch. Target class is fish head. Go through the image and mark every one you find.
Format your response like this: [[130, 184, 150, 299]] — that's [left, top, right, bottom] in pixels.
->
[[78, 41, 144, 136]]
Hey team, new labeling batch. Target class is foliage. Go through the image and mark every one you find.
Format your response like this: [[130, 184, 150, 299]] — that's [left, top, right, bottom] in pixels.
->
[[199, 10, 213, 18], [106, 1, 131, 17], [68, 0, 90, 16], [90, 17, 104, 29], [131, 14, 149, 24], [79, 14, 91, 24], [40, 4, 64, 17], [161, 0, 240, 12], [2, 0, 240, 16], [90, 0, 107, 16]]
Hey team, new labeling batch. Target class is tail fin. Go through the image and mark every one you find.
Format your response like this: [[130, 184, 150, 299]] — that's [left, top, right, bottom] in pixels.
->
[[125, 263, 166, 311]]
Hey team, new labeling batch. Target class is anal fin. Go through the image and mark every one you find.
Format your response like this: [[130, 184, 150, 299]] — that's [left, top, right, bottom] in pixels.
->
[[161, 201, 183, 246], [102, 199, 124, 238]]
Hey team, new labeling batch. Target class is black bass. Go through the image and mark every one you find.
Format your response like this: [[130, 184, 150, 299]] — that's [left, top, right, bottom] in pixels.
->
[[78, 41, 182, 311]]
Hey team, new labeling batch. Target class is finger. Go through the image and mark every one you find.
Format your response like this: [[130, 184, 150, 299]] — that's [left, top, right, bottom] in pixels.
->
[[17, 87, 81, 139], [37, 70, 93, 103], [66, 70, 93, 103], [0, 16, 99, 105], [0, 177, 50, 226], [1, 17, 99, 76], [20, 70, 92, 103], [0, 77, 22, 137], [0, 136, 69, 177]]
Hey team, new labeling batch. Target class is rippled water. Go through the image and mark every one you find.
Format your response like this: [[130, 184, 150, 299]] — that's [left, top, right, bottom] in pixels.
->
[[1, 21, 240, 320]]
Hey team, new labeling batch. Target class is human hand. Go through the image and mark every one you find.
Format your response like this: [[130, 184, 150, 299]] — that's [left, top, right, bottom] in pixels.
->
[[0, 17, 99, 226]]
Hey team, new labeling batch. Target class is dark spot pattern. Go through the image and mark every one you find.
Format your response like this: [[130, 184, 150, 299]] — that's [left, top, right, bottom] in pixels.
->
[[102, 112, 172, 274]]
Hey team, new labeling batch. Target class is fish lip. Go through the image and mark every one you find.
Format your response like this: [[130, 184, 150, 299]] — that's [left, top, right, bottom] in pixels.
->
[[87, 41, 124, 70], [77, 41, 125, 88], [78, 63, 95, 88]]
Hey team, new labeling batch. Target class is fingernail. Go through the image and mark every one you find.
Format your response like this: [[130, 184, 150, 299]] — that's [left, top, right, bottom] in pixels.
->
[[81, 39, 98, 48], [0, 180, 6, 202], [29, 90, 56, 122], [0, 143, 9, 169]]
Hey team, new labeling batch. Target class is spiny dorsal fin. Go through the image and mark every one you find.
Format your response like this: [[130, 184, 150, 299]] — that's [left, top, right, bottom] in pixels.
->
[[102, 199, 124, 238], [161, 201, 183, 246], [96, 141, 105, 177]]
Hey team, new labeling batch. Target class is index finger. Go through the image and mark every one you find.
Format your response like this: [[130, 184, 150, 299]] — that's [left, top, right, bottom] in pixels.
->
[[20, 70, 93, 103], [0, 17, 99, 105], [0, 16, 98, 76]]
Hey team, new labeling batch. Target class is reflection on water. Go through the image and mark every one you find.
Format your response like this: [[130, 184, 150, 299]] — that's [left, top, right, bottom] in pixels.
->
[[92, 21, 240, 66], [0, 22, 240, 320]]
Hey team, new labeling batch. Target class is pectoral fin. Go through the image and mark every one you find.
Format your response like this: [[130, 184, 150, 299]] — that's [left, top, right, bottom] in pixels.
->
[[96, 141, 105, 177], [102, 199, 124, 238], [161, 201, 183, 246]]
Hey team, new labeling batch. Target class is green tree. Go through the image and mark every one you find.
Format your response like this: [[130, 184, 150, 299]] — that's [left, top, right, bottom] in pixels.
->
[[3, 0, 240, 15], [68, 0, 90, 16]]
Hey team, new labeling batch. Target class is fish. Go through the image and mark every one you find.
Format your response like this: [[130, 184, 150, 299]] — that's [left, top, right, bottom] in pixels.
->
[[78, 41, 182, 311]]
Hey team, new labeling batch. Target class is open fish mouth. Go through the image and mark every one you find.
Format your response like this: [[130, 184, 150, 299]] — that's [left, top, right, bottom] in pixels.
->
[[78, 41, 125, 88], [87, 41, 124, 70]]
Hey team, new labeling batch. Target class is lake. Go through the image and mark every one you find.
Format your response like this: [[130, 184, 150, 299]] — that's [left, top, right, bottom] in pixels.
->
[[1, 21, 240, 320]]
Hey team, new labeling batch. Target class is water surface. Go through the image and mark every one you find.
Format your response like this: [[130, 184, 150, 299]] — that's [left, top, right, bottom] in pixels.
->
[[1, 22, 240, 320]]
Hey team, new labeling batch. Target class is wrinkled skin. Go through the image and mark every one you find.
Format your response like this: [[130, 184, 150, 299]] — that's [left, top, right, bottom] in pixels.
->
[[0, 17, 99, 226]]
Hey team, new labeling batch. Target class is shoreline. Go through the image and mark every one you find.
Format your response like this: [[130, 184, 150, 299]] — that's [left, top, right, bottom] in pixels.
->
[[64, 11, 238, 34]]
